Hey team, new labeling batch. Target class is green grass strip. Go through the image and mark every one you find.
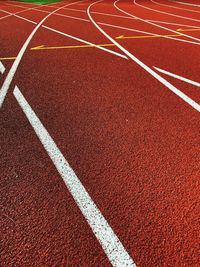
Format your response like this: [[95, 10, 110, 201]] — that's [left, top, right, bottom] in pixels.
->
[[15, 0, 61, 4]]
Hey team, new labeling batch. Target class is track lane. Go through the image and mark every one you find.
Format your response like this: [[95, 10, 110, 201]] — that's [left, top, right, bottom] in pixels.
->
[[0, 0, 89, 108], [1, 0, 200, 266], [151, 0, 200, 20], [12, 24, 200, 266]]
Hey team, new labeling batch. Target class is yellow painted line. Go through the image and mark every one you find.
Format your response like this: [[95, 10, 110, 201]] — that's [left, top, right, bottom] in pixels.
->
[[31, 43, 115, 51], [116, 33, 184, 40], [177, 28, 200, 32], [0, 43, 115, 60], [2, 27, 200, 60], [116, 28, 200, 40], [0, 57, 16, 61]]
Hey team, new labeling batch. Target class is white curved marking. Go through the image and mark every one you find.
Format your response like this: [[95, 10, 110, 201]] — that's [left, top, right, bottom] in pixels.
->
[[88, 0, 200, 113], [169, 0, 200, 8], [155, 0, 200, 13], [0, 0, 85, 108], [149, 0, 200, 22], [132, 0, 200, 43], [114, 1, 200, 46]]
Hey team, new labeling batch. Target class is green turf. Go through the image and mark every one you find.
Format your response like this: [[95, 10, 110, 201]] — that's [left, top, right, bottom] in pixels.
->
[[16, 0, 61, 4]]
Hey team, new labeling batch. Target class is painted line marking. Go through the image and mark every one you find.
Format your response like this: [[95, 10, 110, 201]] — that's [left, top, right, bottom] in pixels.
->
[[0, 57, 17, 61], [116, 33, 181, 39], [148, 18, 200, 29], [154, 67, 200, 87], [88, 0, 200, 113], [157, 0, 200, 13], [0, 0, 86, 108], [13, 86, 135, 267], [149, 0, 200, 23], [114, 1, 200, 46], [0, 61, 5, 74], [177, 28, 200, 32], [3, 5, 200, 49], [132, 0, 200, 43], [42, 26, 127, 59], [169, 0, 200, 7], [116, 28, 200, 39], [31, 43, 115, 50]]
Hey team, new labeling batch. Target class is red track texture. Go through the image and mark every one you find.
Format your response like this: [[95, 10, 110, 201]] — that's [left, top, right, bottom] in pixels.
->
[[0, 0, 200, 266]]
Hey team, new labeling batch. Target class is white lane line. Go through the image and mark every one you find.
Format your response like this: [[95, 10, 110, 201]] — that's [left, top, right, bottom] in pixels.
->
[[0, 61, 5, 74], [154, 66, 200, 87], [14, 13, 37, 24], [88, 0, 200, 113], [3, 2, 200, 48], [18, 7, 168, 38], [149, 0, 200, 23], [156, 0, 200, 13], [133, 0, 200, 43], [13, 86, 135, 267], [169, 0, 200, 8], [50, 6, 137, 20], [6, 10, 127, 60], [114, 1, 200, 46], [43, 25, 127, 59], [0, 6, 40, 21], [0, 0, 86, 108], [148, 19, 200, 29], [9, 6, 200, 48]]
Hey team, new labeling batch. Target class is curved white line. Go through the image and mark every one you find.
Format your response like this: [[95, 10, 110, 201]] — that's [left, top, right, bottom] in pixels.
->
[[88, 0, 200, 113], [4, 4, 200, 50], [148, 18, 200, 29], [115, 0, 200, 44], [169, 0, 200, 8], [0, 0, 85, 108], [142, 0, 200, 23], [155, 0, 200, 13], [2, 9, 127, 59]]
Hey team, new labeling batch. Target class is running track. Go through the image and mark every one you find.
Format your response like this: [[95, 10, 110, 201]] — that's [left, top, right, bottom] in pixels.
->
[[0, 0, 200, 266]]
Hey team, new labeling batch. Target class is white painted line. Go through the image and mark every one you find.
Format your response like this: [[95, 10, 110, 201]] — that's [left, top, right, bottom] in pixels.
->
[[0, 61, 5, 74], [6, 11, 127, 60], [0, 6, 40, 21], [150, 0, 200, 22], [147, 19, 200, 29], [43, 25, 128, 59], [88, 0, 200, 113], [59, 6, 137, 20], [169, 0, 200, 8], [13, 85, 135, 267], [132, 0, 200, 43], [114, 1, 200, 46], [14, 14, 37, 24], [154, 66, 200, 87], [3, 1, 200, 48], [0, 0, 86, 108], [9, 6, 200, 49], [156, 0, 200, 13]]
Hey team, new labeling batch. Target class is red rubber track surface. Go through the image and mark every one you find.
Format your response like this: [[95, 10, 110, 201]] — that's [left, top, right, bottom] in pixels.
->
[[0, 0, 200, 266]]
